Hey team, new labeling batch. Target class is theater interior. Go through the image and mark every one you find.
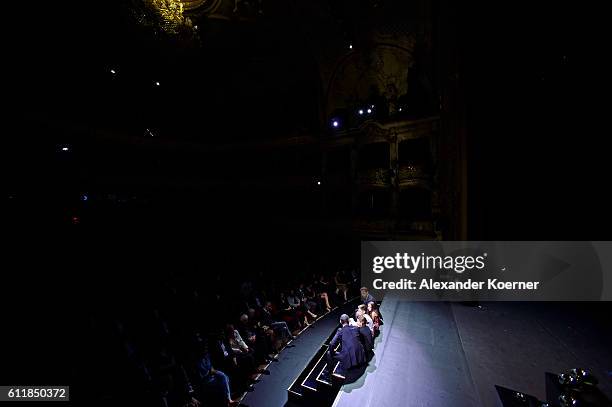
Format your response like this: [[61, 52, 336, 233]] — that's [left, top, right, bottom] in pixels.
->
[[3, 1, 612, 406]]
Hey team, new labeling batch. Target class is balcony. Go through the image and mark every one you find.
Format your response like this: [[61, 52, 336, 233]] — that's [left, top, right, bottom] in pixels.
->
[[357, 168, 390, 187], [352, 217, 436, 238], [398, 164, 430, 188]]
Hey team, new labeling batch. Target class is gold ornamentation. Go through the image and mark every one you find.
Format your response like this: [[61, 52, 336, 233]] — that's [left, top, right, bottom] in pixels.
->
[[148, 0, 186, 33]]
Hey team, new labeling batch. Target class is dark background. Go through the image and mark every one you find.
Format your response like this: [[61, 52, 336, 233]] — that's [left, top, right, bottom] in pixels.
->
[[2, 0, 611, 398]]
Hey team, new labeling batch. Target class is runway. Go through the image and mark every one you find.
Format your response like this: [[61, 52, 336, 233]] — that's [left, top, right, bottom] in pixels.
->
[[333, 297, 612, 407], [333, 298, 479, 407]]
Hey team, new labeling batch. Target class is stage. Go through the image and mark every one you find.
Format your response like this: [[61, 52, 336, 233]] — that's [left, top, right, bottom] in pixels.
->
[[332, 297, 612, 407], [240, 297, 612, 407]]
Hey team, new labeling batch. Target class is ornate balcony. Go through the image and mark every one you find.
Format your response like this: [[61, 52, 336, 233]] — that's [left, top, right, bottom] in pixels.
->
[[352, 217, 436, 238], [398, 164, 430, 188], [357, 168, 390, 187], [352, 217, 392, 233], [396, 219, 435, 234]]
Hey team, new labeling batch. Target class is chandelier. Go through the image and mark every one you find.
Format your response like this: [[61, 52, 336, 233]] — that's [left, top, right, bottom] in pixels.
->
[[147, 0, 186, 34]]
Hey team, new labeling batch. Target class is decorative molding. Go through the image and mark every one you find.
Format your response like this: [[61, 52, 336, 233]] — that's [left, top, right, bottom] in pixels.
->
[[181, 0, 222, 16], [357, 168, 390, 188], [398, 164, 430, 189]]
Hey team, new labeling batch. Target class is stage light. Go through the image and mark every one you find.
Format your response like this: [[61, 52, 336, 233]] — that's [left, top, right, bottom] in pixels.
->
[[62, 147, 69, 151], [349, 44, 353, 50], [367, 108, 372, 114], [155, 81, 160, 86], [317, 181, 321, 185], [110, 69, 116, 74], [331, 120, 340, 128], [398, 107, 403, 112], [358, 109, 364, 115]]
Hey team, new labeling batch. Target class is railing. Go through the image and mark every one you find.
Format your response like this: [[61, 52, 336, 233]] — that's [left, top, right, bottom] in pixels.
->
[[357, 168, 390, 187], [398, 165, 430, 188]]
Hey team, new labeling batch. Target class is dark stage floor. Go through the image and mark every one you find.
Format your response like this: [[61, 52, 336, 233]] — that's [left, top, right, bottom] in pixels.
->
[[239, 298, 612, 407], [334, 298, 612, 407]]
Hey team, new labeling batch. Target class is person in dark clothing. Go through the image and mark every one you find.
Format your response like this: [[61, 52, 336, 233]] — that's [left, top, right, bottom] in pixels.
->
[[261, 301, 295, 340], [357, 315, 374, 360], [360, 287, 376, 307], [195, 353, 238, 407], [326, 314, 366, 377], [238, 313, 272, 364]]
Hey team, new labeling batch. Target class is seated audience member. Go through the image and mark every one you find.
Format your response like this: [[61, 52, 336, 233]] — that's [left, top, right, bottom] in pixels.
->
[[279, 291, 303, 330], [306, 283, 331, 312], [208, 332, 235, 374], [261, 301, 296, 341], [351, 305, 374, 334], [224, 324, 265, 383], [371, 309, 382, 337], [295, 285, 319, 319], [360, 287, 376, 306], [208, 331, 251, 393], [326, 314, 366, 377], [357, 315, 374, 359], [317, 273, 332, 291], [367, 301, 382, 322], [225, 324, 249, 353], [312, 280, 332, 312], [238, 314, 271, 364], [196, 353, 238, 407], [334, 271, 349, 302], [247, 308, 277, 355]]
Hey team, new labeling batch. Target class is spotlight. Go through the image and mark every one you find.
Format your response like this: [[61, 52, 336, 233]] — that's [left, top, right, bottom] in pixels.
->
[[367, 108, 372, 114], [110, 69, 116, 75], [398, 107, 403, 112], [62, 147, 69, 151], [317, 181, 321, 185], [154, 81, 160, 87], [349, 44, 353, 50], [331, 120, 339, 128], [358, 109, 364, 115]]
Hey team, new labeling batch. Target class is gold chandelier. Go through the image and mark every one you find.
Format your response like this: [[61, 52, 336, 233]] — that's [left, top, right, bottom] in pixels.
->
[[148, 0, 185, 33]]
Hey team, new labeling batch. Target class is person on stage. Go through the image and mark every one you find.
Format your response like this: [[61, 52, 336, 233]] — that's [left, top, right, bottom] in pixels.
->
[[357, 315, 374, 360], [325, 314, 366, 378], [360, 287, 376, 306]]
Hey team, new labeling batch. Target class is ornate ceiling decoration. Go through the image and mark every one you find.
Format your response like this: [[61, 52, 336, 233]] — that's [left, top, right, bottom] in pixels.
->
[[326, 41, 416, 117], [181, 0, 222, 16], [132, 0, 221, 36], [148, 0, 186, 33]]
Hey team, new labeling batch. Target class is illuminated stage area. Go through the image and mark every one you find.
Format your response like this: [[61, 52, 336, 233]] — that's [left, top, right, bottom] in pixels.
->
[[331, 298, 612, 407]]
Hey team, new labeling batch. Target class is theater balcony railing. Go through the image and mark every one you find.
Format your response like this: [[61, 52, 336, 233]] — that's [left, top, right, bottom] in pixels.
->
[[357, 168, 390, 188], [352, 217, 392, 234], [352, 217, 436, 238], [395, 219, 435, 235], [398, 164, 431, 189]]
